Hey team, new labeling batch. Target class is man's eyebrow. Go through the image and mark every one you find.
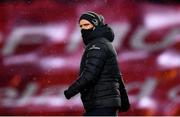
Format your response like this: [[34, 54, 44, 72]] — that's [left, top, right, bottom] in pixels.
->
[[80, 23, 90, 27]]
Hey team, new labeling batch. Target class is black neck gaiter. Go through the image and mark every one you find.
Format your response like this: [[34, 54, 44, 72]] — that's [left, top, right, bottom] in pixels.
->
[[81, 28, 94, 45]]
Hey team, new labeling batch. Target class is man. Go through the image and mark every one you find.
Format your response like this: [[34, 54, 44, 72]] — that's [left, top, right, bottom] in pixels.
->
[[64, 11, 130, 116]]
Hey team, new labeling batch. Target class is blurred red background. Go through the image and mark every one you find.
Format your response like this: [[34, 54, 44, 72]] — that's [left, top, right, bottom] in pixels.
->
[[0, 0, 180, 116]]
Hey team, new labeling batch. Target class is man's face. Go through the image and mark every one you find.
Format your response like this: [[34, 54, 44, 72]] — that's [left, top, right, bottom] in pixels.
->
[[79, 19, 94, 30]]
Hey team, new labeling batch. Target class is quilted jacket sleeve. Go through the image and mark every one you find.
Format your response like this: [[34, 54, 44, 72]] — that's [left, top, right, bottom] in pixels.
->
[[64, 43, 108, 99]]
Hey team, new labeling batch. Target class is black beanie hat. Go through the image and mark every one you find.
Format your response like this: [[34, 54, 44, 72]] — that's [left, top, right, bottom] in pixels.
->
[[79, 11, 104, 27]]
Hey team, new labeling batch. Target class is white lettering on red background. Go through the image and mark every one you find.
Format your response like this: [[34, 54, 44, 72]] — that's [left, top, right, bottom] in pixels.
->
[[1, 23, 180, 56], [0, 78, 179, 110]]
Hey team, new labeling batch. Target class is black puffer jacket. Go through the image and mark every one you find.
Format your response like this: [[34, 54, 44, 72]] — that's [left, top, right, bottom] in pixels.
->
[[65, 25, 122, 111]]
